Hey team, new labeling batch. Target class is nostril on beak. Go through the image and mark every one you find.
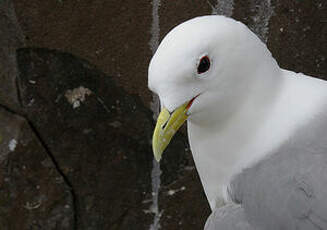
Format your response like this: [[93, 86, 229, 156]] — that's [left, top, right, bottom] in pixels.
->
[[162, 113, 171, 130]]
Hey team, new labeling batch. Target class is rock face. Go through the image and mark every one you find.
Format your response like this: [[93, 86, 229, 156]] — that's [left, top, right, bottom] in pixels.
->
[[267, 1, 326, 78], [0, 108, 74, 229], [0, 0, 24, 111], [16, 48, 189, 229], [16, 48, 154, 229], [159, 169, 211, 229], [12, 0, 154, 105]]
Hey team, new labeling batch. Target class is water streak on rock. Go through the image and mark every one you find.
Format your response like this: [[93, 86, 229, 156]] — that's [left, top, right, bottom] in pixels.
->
[[149, 0, 162, 229], [211, 0, 234, 17], [249, 0, 274, 43]]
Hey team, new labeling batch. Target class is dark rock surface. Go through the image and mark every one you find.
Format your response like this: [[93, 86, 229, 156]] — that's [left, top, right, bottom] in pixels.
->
[[16, 48, 189, 229], [0, 0, 24, 111], [17, 48, 154, 229], [268, 0, 326, 79], [0, 107, 74, 229], [159, 168, 211, 229], [13, 0, 153, 105]]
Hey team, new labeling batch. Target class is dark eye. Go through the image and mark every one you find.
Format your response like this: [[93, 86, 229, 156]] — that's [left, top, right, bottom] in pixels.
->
[[197, 56, 210, 74]]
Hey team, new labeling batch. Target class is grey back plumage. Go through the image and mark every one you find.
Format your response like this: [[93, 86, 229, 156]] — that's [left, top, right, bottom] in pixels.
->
[[204, 204, 254, 230], [205, 110, 327, 229]]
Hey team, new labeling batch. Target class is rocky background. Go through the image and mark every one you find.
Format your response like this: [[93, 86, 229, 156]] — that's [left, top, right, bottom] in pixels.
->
[[0, 0, 326, 229]]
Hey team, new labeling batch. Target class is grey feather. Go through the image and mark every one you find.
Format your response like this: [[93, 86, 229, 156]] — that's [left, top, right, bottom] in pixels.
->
[[206, 111, 327, 229], [204, 203, 254, 230]]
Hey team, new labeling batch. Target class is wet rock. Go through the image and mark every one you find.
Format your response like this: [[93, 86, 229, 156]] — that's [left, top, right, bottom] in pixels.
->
[[16, 48, 189, 229], [0, 107, 74, 229], [268, 0, 326, 79], [13, 0, 153, 105], [158, 0, 211, 41], [0, 1, 24, 111], [159, 167, 211, 230]]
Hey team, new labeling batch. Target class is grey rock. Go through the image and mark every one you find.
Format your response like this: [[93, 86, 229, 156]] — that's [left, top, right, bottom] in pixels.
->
[[16, 48, 188, 229], [0, 107, 74, 230], [0, 0, 24, 111]]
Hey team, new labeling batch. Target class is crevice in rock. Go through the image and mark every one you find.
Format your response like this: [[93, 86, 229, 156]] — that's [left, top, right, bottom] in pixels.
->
[[0, 103, 78, 229], [0, 103, 23, 118], [15, 70, 23, 108], [26, 119, 78, 230]]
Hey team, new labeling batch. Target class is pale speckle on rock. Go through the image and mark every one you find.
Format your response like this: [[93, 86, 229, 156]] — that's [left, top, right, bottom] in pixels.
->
[[83, 128, 92, 134], [8, 139, 17, 151], [41, 158, 53, 168], [109, 121, 122, 128], [27, 98, 35, 107], [167, 190, 176, 196], [24, 201, 42, 210], [64, 86, 92, 109], [24, 196, 44, 210], [167, 186, 186, 196]]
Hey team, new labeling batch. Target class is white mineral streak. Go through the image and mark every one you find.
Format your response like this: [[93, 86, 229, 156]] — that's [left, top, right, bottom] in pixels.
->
[[149, 0, 161, 121], [249, 0, 274, 43], [211, 0, 234, 17], [8, 139, 17, 151], [167, 186, 186, 196], [149, 0, 162, 230]]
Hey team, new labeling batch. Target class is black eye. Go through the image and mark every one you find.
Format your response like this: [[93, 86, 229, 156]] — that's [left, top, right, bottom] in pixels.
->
[[197, 56, 210, 74]]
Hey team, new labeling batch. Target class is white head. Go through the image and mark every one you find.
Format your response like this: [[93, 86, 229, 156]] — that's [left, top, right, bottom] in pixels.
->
[[149, 15, 284, 209], [149, 15, 278, 126]]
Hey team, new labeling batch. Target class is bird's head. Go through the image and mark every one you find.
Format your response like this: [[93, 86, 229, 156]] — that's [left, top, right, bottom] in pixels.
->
[[148, 15, 277, 161]]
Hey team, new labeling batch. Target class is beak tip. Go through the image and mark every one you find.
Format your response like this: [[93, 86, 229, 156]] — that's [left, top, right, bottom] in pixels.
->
[[153, 149, 162, 162], [152, 102, 189, 163], [154, 156, 161, 162]]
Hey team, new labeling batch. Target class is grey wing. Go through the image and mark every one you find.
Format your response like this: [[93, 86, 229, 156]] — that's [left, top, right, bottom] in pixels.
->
[[229, 112, 327, 230], [204, 203, 254, 230]]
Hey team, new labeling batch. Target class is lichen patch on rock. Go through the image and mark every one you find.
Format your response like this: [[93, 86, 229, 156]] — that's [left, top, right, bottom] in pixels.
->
[[64, 86, 92, 109], [8, 139, 17, 152]]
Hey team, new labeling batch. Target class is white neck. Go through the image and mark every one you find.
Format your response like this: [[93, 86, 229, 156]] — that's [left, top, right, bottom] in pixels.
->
[[187, 70, 327, 210]]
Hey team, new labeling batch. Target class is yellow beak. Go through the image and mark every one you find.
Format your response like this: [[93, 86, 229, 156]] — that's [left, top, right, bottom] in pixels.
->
[[152, 101, 190, 162]]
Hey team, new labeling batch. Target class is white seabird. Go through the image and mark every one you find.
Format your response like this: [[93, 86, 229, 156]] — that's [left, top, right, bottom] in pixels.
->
[[148, 15, 327, 229]]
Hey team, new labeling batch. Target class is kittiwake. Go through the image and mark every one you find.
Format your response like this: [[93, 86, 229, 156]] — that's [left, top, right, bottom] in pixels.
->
[[148, 15, 327, 229]]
